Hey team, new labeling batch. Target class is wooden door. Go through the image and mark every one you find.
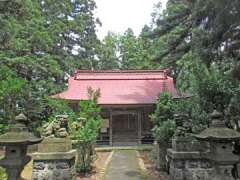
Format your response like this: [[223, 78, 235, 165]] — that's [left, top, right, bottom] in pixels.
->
[[112, 113, 137, 135]]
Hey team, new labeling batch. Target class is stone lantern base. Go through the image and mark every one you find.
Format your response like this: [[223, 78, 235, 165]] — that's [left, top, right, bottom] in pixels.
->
[[32, 138, 76, 180]]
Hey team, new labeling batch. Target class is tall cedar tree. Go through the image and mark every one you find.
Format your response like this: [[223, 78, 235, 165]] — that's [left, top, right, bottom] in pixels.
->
[[148, 0, 240, 112], [0, 0, 100, 123]]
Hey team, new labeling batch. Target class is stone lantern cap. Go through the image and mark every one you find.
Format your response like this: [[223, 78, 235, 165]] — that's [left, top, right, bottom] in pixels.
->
[[0, 113, 42, 146], [195, 110, 240, 142]]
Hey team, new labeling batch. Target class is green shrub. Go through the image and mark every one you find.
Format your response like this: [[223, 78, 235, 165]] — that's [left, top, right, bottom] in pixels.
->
[[71, 88, 102, 173], [0, 167, 7, 180], [150, 92, 176, 142]]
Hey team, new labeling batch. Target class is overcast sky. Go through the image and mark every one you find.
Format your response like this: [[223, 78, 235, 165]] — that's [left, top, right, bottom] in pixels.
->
[[94, 0, 167, 39]]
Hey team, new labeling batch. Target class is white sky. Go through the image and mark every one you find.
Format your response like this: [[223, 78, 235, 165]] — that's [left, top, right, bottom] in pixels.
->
[[94, 0, 167, 39]]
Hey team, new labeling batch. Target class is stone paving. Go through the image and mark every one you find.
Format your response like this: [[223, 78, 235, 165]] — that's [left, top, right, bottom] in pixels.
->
[[105, 150, 143, 180]]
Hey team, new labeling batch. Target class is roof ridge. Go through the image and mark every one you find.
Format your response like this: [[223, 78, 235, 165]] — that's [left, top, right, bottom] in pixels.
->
[[74, 69, 170, 79], [74, 69, 168, 74]]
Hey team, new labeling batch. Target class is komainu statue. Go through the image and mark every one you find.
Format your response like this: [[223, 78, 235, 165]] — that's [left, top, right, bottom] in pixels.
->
[[42, 115, 69, 138]]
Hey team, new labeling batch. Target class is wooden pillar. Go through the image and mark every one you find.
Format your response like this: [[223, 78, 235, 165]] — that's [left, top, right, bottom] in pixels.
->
[[137, 111, 142, 145], [109, 109, 113, 146]]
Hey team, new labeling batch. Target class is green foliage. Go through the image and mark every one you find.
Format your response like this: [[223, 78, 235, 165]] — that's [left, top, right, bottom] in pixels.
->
[[152, 120, 176, 142], [70, 88, 102, 173], [147, 0, 240, 130], [45, 99, 76, 120], [98, 27, 155, 70], [174, 98, 208, 133], [0, 0, 100, 127], [0, 68, 27, 118], [98, 32, 120, 70], [71, 88, 102, 143], [150, 93, 176, 141], [0, 167, 7, 180]]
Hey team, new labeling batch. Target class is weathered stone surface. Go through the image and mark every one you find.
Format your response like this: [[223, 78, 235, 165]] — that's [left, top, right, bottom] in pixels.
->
[[42, 115, 69, 138], [32, 132, 76, 179], [0, 114, 42, 180], [200, 160, 212, 169], [168, 137, 214, 180], [169, 158, 214, 180], [168, 110, 240, 180], [56, 162, 70, 169], [174, 160, 185, 169], [33, 162, 46, 170], [154, 140, 171, 171], [38, 137, 72, 153], [172, 137, 209, 152], [32, 157, 76, 180]]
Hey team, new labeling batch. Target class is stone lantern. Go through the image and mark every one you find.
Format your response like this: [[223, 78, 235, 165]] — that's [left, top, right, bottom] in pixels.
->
[[0, 113, 42, 180], [195, 110, 240, 180]]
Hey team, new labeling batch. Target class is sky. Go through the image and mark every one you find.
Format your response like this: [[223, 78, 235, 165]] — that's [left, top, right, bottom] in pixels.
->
[[94, 0, 167, 39]]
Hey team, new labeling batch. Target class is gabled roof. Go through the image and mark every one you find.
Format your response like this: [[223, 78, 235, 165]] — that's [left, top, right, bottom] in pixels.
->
[[52, 70, 180, 105]]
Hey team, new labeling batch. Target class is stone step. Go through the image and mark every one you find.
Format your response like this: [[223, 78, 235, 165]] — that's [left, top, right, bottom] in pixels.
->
[[113, 134, 137, 137], [112, 141, 139, 146], [113, 136, 138, 139]]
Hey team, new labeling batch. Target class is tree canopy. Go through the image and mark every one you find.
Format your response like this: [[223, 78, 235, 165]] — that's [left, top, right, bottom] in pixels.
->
[[0, 0, 100, 124], [0, 0, 239, 132]]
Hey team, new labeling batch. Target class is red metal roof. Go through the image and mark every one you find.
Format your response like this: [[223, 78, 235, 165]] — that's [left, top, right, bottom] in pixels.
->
[[52, 70, 179, 105]]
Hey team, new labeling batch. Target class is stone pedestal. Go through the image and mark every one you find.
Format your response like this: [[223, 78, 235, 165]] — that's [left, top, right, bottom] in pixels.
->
[[32, 138, 76, 180], [212, 165, 235, 180], [168, 137, 213, 180]]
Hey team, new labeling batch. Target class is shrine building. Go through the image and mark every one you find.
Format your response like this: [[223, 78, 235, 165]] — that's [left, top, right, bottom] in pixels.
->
[[52, 70, 182, 146]]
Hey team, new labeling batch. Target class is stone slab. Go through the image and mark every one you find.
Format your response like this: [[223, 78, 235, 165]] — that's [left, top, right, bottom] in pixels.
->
[[32, 150, 76, 160], [38, 138, 72, 153], [172, 137, 209, 152], [167, 149, 209, 159]]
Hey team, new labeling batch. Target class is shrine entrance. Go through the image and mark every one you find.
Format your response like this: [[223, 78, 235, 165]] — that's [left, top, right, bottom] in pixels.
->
[[97, 106, 155, 146], [112, 112, 138, 146]]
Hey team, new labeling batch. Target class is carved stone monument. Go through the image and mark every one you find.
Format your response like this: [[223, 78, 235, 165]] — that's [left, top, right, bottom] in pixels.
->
[[0, 113, 42, 180], [32, 115, 76, 180]]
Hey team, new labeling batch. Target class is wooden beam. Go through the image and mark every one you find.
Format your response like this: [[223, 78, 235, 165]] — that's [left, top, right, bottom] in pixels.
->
[[138, 111, 142, 145], [109, 109, 113, 146], [111, 110, 137, 115]]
